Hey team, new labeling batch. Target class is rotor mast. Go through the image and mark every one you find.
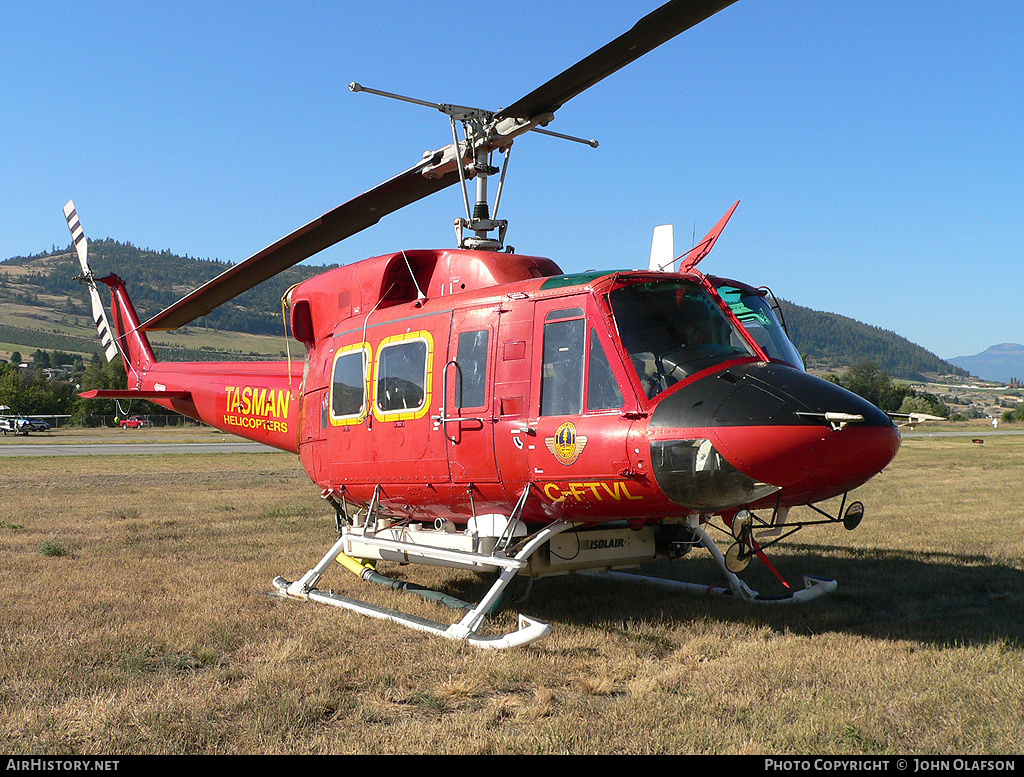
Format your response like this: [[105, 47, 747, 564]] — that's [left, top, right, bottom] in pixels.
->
[[350, 81, 597, 251]]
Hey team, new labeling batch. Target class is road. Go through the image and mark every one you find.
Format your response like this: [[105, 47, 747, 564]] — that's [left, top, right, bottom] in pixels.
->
[[0, 441, 279, 456], [901, 429, 1024, 438]]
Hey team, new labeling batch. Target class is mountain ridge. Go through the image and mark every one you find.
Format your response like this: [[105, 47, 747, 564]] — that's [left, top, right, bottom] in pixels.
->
[[948, 343, 1024, 384], [1, 242, 972, 380]]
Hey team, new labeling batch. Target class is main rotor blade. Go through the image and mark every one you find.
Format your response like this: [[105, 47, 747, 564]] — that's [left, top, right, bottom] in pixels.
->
[[138, 0, 738, 331], [496, 0, 738, 121], [139, 153, 461, 331]]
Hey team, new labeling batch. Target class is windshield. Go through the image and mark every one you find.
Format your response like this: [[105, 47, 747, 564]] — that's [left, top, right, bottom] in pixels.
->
[[610, 280, 756, 399], [716, 284, 805, 370]]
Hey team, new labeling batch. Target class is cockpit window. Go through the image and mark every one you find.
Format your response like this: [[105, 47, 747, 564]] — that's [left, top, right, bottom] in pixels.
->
[[716, 285, 805, 371], [610, 281, 755, 398]]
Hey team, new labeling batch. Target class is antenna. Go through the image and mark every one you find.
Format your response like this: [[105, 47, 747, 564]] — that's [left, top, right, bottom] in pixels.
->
[[401, 251, 427, 303]]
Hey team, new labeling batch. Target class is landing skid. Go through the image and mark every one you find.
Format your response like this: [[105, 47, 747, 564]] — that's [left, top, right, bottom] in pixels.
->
[[272, 516, 835, 648], [590, 524, 837, 603], [272, 519, 575, 649]]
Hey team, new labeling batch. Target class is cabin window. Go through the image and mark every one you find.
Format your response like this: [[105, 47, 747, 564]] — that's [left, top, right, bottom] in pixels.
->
[[587, 330, 624, 411], [610, 280, 756, 398], [455, 329, 489, 409], [331, 348, 368, 420], [376, 338, 428, 414], [541, 313, 585, 416]]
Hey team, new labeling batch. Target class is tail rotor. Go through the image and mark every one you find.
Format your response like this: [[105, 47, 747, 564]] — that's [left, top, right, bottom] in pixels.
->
[[63, 200, 119, 362]]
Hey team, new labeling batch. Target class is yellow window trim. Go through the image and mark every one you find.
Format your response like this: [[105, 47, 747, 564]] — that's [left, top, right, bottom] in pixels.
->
[[329, 343, 370, 426], [372, 331, 434, 422]]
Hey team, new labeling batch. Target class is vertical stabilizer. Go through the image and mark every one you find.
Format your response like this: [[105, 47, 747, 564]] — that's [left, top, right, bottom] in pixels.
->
[[100, 274, 157, 375]]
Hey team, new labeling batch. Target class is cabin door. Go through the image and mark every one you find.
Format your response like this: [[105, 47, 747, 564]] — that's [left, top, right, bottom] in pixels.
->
[[443, 306, 499, 484], [525, 296, 637, 517]]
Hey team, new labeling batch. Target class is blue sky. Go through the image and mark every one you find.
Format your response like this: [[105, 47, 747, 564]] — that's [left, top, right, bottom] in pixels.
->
[[2, 0, 1020, 360]]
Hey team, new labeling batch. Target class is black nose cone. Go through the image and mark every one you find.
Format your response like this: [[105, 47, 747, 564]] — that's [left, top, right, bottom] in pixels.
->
[[650, 362, 891, 431]]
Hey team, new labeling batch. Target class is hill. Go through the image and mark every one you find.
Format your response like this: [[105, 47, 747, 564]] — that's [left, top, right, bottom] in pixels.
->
[[948, 343, 1024, 384], [777, 299, 968, 381], [2, 242, 968, 381], [0, 241, 336, 362]]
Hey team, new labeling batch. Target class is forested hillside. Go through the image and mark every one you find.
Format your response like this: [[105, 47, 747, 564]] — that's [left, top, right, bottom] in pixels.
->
[[2, 240, 336, 336], [2, 242, 968, 382], [778, 299, 967, 381]]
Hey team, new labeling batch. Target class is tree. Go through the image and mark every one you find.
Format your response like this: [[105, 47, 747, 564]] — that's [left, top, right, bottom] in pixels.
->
[[898, 393, 948, 418], [1001, 406, 1024, 423], [0, 362, 77, 416], [20, 367, 75, 415], [0, 363, 21, 410], [837, 361, 906, 412], [830, 360, 948, 417], [75, 355, 128, 420]]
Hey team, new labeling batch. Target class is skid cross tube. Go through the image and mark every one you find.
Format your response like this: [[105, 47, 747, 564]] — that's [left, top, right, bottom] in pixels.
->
[[272, 511, 576, 648], [588, 524, 836, 604]]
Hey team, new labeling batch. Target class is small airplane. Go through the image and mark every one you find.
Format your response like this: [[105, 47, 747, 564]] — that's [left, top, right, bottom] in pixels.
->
[[65, 0, 901, 648], [0, 415, 52, 435], [889, 412, 944, 430]]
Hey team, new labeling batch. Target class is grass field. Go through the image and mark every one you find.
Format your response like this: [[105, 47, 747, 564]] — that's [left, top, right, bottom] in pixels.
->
[[1, 427, 1022, 755]]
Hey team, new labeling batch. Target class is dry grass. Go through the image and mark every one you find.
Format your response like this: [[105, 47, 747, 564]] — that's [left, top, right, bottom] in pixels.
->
[[1, 430, 1023, 754]]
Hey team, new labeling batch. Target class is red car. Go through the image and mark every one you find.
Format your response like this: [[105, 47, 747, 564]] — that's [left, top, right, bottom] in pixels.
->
[[119, 416, 153, 429]]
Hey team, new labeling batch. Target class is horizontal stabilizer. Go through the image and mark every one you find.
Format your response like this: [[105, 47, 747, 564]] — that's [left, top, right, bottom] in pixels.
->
[[79, 389, 192, 401]]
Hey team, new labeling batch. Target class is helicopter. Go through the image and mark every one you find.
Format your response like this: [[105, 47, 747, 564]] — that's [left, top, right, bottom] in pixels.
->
[[65, 0, 901, 648]]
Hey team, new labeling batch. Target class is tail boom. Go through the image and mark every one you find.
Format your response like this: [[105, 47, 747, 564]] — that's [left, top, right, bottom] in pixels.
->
[[87, 275, 302, 453], [83, 360, 302, 453]]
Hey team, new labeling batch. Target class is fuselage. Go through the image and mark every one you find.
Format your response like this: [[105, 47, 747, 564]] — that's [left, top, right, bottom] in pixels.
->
[[105, 247, 900, 526], [286, 249, 899, 524]]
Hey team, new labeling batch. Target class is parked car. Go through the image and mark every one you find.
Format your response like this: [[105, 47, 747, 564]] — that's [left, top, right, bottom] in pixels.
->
[[119, 416, 153, 429]]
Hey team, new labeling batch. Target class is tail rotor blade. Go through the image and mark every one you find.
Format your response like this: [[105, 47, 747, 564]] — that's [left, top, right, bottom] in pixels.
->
[[88, 285, 119, 362], [64, 200, 120, 362], [63, 200, 90, 276]]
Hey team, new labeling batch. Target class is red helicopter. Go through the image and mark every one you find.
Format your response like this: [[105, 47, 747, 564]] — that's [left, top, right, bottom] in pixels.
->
[[65, 0, 901, 648]]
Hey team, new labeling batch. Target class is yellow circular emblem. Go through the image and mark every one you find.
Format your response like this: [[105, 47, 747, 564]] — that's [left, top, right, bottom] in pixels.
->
[[546, 422, 588, 465]]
